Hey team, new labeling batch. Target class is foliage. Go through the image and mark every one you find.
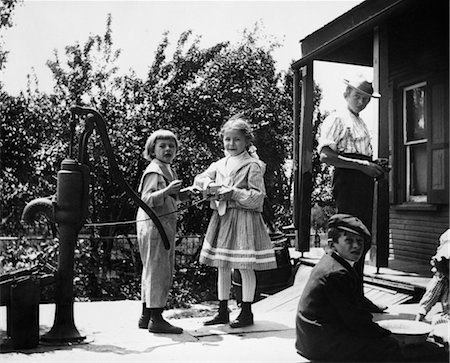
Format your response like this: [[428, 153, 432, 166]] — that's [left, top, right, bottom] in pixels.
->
[[167, 260, 217, 308], [150, 27, 293, 232], [0, 236, 57, 275], [308, 83, 336, 232], [0, 91, 68, 234], [1, 16, 294, 239], [311, 88, 334, 208], [0, 235, 216, 307], [310, 203, 335, 234], [0, 0, 20, 71], [0, 16, 333, 303]]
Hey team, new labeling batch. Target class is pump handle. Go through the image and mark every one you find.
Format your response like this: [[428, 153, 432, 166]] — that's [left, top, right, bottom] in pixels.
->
[[70, 106, 170, 250]]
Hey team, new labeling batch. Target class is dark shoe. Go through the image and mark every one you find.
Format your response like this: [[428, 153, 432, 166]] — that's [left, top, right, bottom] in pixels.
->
[[138, 303, 151, 329], [203, 311, 230, 326], [203, 300, 229, 326], [148, 308, 183, 334], [230, 301, 254, 328], [148, 318, 183, 334], [139, 314, 151, 329], [229, 312, 254, 328]]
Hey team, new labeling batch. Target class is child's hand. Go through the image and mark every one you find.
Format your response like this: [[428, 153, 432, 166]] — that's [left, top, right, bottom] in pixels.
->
[[166, 179, 183, 195], [206, 183, 221, 197], [179, 186, 202, 201], [217, 186, 233, 201], [182, 185, 202, 194]]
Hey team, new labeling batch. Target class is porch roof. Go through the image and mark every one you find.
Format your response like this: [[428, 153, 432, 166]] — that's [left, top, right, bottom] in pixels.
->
[[291, 0, 408, 69]]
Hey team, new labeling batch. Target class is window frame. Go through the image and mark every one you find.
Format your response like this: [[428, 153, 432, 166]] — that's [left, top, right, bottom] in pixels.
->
[[402, 81, 427, 203]]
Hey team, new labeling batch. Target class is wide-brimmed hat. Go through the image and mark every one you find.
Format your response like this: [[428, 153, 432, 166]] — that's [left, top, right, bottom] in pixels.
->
[[327, 213, 371, 241], [433, 229, 450, 261], [343, 75, 381, 98]]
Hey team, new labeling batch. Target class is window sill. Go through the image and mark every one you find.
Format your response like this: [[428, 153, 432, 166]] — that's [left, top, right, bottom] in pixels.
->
[[391, 203, 438, 212]]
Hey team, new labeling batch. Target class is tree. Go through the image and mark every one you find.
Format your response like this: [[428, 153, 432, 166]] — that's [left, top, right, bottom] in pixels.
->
[[0, 90, 69, 234], [311, 84, 334, 209], [0, 15, 307, 303], [0, 0, 20, 71], [309, 82, 336, 239], [1, 17, 294, 242], [153, 27, 293, 232]]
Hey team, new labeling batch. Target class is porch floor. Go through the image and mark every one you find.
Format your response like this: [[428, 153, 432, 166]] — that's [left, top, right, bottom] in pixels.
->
[[0, 248, 446, 362]]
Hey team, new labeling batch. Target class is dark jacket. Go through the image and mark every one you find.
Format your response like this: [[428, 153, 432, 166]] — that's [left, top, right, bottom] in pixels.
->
[[295, 252, 401, 362]]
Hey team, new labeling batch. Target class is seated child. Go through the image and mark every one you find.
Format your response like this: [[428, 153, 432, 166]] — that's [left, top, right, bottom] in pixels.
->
[[416, 229, 449, 330], [295, 214, 403, 362]]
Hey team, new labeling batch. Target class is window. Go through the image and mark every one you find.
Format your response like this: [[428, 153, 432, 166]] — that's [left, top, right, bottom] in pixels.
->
[[392, 76, 448, 207], [403, 82, 427, 202]]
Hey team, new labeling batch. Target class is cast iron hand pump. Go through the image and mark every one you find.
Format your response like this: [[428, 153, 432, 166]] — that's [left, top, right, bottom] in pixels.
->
[[21, 106, 168, 344]]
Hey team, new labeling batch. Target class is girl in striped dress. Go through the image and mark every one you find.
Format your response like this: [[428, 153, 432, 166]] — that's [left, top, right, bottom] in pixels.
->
[[194, 115, 277, 328]]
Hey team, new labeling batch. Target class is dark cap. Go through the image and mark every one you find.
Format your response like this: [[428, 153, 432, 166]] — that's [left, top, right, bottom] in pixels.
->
[[327, 214, 371, 240], [344, 74, 381, 98]]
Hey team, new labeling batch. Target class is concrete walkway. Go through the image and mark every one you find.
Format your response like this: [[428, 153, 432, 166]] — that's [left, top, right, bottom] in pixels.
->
[[0, 300, 302, 362], [0, 251, 446, 362]]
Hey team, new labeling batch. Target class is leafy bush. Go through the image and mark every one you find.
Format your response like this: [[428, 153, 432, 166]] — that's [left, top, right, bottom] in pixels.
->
[[0, 235, 217, 308], [1, 17, 294, 240], [168, 261, 217, 308]]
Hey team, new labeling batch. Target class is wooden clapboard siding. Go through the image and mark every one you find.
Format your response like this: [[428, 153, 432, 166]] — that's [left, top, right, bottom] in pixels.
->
[[389, 208, 449, 263], [390, 232, 443, 247], [389, 239, 436, 254]]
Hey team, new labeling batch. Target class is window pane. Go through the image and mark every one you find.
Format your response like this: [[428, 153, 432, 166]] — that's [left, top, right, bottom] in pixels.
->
[[409, 143, 427, 198], [405, 86, 426, 142]]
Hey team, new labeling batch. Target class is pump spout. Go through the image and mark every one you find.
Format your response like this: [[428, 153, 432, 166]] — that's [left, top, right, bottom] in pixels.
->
[[21, 197, 55, 225]]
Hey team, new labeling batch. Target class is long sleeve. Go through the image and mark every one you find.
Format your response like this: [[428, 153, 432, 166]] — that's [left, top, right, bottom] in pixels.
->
[[318, 109, 373, 156], [318, 113, 341, 153], [140, 173, 166, 208], [194, 162, 217, 189], [231, 162, 266, 210], [417, 274, 447, 316], [325, 272, 390, 337]]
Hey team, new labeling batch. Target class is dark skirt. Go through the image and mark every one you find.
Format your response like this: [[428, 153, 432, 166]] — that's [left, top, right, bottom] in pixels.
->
[[332, 153, 375, 232], [332, 153, 375, 277]]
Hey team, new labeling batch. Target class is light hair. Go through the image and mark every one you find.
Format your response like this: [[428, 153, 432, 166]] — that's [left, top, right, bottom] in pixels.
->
[[143, 129, 179, 161], [220, 114, 254, 144]]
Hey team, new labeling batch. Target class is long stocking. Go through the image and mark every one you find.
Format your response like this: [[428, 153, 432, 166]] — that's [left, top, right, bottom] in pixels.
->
[[217, 266, 232, 301], [239, 269, 256, 302]]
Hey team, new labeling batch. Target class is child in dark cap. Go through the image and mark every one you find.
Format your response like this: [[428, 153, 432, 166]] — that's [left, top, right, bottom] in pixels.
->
[[295, 214, 403, 362]]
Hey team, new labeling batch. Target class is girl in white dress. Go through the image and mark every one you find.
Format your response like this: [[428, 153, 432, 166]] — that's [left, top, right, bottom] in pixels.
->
[[194, 115, 277, 328]]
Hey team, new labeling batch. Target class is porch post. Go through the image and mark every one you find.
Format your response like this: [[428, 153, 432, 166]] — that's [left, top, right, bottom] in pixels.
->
[[371, 25, 389, 268], [293, 68, 300, 233], [295, 62, 314, 252]]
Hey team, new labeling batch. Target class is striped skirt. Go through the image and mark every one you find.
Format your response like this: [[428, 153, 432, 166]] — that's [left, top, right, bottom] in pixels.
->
[[199, 208, 277, 271]]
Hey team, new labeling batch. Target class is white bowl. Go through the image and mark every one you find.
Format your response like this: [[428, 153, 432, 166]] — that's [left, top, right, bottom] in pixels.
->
[[377, 319, 432, 346]]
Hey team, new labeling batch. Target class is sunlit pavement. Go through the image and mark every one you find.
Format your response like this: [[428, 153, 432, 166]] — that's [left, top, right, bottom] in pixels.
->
[[0, 300, 303, 362], [1, 250, 447, 362]]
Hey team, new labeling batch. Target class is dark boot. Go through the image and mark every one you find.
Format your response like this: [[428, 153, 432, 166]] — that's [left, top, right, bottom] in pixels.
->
[[203, 300, 229, 326], [138, 303, 151, 329], [148, 308, 183, 334], [230, 302, 253, 328]]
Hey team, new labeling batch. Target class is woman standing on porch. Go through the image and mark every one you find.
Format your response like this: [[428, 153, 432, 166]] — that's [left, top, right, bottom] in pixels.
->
[[317, 74, 388, 312]]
